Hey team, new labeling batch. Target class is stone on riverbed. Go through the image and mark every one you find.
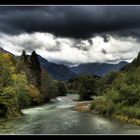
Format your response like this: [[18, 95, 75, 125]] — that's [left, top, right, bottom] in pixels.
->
[[74, 101, 92, 112]]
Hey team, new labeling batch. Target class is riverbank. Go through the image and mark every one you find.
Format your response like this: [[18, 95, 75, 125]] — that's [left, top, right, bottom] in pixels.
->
[[113, 114, 140, 126], [74, 100, 140, 126]]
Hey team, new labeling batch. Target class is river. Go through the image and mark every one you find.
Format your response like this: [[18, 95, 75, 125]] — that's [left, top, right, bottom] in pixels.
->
[[0, 94, 140, 135]]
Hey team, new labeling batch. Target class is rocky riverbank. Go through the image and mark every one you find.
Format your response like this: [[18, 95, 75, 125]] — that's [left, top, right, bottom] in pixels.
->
[[73, 101, 92, 112]]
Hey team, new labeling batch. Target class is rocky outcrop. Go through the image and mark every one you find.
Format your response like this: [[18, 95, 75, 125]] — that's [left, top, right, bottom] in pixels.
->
[[74, 101, 92, 112]]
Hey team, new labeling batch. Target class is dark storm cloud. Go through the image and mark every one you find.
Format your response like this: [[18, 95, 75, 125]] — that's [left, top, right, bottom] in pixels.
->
[[1, 6, 140, 39]]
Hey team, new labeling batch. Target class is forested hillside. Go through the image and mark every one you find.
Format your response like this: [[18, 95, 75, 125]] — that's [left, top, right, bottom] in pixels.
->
[[89, 52, 140, 124], [0, 50, 67, 119]]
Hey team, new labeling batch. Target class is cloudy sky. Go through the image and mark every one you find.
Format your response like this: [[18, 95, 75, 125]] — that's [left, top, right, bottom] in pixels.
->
[[0, 6, 140, 66]]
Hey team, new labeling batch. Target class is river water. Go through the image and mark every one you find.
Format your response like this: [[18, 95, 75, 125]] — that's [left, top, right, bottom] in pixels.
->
[[0, 94, 140, 135]]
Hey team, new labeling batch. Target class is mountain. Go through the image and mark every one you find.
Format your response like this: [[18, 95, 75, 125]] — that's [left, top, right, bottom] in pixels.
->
[[37, 55, 76, 81], [69, 61, 128, 77]]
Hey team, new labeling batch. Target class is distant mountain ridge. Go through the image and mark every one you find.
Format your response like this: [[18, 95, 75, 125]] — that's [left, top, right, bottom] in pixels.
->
[[69, 61, 128, 76], [37, 55, 76, 81]]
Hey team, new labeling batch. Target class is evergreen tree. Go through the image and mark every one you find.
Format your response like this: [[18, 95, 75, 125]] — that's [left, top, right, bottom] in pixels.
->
[[21, 50, 28, 63], [30, 51, 41, 87]]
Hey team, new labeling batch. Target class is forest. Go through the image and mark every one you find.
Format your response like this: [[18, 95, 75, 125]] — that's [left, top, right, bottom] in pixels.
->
[[0, 50, 66, 119]]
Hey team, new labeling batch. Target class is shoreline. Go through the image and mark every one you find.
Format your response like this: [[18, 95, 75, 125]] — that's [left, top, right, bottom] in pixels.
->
[[74, 101, 140, 126]]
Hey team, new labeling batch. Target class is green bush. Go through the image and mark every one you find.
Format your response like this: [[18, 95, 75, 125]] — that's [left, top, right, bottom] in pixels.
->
[[57, 82, 67, 96], [105, 88, 121, 104], [120, 106, 140, 119], [90, 101, 96, 110], [11, 72, 31, 108], [90, 97, 115, 115], [0, 86, 22, 119]]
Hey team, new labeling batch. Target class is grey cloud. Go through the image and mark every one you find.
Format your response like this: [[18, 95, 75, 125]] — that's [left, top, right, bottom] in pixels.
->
[[102, 49, 107, 54], [72, 39, 92, 51], [48, 59, 77, 66], [19, 40, 42, 52], [88, 39, 93, 45]]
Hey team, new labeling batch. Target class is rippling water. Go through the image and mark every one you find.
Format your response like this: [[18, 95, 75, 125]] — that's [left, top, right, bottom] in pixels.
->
[[0, 94, 140, 134]]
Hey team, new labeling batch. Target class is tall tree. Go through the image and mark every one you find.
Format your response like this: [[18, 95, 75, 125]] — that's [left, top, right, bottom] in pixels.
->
[[73, 75, 97, 101], [21, 50, 28, 64], [30, 51, 41, 87]]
